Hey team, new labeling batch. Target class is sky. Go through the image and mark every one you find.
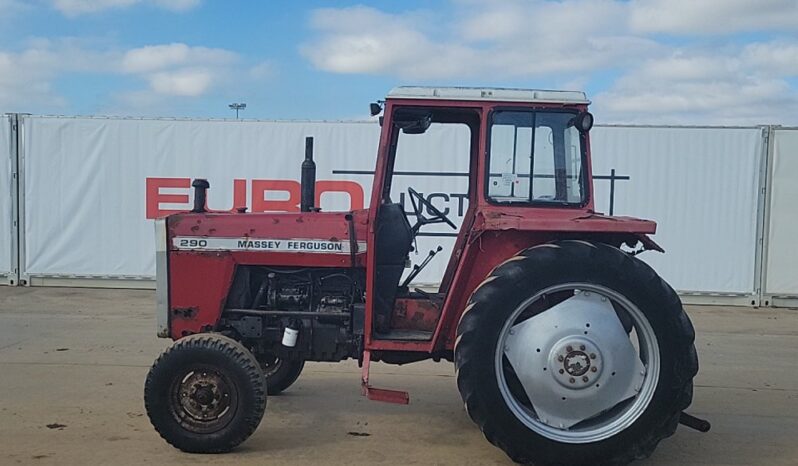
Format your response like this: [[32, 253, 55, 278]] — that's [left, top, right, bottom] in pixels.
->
[[0, 0, 797, 124]]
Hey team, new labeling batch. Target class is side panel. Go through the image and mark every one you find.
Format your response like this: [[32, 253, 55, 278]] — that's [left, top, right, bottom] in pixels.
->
[[168, 252, 236, 339], [590, 126, 763, 297], [763, 129, 798, 304], [155, 218, 169, 337], [0, 115, 15, 285]]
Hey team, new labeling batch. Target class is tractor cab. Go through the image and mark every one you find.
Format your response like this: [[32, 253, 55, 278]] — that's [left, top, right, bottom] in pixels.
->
[[366, 87, 596, 349]]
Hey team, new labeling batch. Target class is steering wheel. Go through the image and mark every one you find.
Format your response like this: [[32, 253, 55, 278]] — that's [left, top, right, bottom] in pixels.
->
[[407, 187, 457, 233]]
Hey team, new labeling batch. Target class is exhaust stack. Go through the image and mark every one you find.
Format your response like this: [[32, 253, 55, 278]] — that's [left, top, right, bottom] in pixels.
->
[[191, 179, 210, 213], [300, 136, 316, 212]]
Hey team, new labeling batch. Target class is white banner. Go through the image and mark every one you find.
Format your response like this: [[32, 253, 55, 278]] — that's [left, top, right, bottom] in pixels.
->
[[764, 129, 798, 297], [0, 115, 13, 281], [590, 126, 763, 295], [21, 117, 467, 284], [21, 117, 765, 296]]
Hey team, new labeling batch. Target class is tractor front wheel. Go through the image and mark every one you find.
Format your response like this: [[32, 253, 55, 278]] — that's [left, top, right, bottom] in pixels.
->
[[144, 334, 266, 453], [455, 240, 698, 465]]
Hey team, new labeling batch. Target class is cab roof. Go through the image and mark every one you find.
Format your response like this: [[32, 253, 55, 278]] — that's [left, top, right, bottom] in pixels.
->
[[387, 86, 590, 105]]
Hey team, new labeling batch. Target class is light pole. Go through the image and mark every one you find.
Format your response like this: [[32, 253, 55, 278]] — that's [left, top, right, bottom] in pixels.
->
[[228, 102, 246, 119]]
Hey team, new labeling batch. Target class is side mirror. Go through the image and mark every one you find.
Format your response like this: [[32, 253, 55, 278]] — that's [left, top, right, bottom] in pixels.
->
[[573, 112, 594, 133], [370, 102, 382, 116]]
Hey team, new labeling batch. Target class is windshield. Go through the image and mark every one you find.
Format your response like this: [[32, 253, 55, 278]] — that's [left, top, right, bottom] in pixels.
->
[[487, 110, 586, 206]]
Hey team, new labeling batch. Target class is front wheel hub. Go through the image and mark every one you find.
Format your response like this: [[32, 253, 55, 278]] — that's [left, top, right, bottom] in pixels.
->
[[175, 370, 232, 425]]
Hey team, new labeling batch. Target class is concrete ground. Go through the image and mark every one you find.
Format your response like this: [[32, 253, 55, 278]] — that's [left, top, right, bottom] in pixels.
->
[[0, 287, 796, 466]]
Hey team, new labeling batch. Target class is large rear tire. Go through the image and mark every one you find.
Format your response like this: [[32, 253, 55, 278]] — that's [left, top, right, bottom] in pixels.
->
[[144, 334, 266, 453], [258, 353, 305, 395], [455, 240, 698, 465]]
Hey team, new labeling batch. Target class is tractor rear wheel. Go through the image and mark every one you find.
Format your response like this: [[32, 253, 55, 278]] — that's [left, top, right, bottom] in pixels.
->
[[455, 240, 698, 465], [258, 353, 305, 395], [144, 334, 266, 453]]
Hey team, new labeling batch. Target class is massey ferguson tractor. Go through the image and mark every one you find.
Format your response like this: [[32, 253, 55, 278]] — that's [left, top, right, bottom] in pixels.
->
[[144, 86, 708, 465]]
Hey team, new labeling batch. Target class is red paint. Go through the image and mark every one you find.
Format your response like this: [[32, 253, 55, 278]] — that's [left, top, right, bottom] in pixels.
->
[[315, 180, 365, 211], [360, 350, 410, 404], [146, 177, 190, 218], [391, 298, 441, 332], [168, 251, 236, 339], [146, 178, 367, 218], [251, 180, 300, 212]]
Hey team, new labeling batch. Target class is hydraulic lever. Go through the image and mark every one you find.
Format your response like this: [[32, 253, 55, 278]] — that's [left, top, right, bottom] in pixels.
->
[[401, 246, 443, 288]]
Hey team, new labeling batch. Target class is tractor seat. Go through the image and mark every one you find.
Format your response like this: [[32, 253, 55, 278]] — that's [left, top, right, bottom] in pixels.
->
[[373, 202, 413, 333]]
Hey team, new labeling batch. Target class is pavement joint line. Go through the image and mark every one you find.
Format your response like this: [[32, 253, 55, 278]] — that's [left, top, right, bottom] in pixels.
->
[[694, 384, 798, 392], [0, 361, 153, 368]]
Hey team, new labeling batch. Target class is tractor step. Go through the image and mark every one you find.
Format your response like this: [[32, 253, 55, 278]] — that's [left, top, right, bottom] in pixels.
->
[[363, 386, 410, 404], [361, 349, 410, 404]]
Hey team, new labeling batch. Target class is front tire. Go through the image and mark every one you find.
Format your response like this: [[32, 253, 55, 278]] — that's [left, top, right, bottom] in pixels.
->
[[455, 240, 698, 465], [144, 334, 267, 453]]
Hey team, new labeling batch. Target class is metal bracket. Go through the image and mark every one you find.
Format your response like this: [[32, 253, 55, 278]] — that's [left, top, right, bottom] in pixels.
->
[[360, 350, 410, 404]]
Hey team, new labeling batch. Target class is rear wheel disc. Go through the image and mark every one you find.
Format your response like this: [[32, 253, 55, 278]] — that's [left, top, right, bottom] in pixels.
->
[[495, 283, 660, 443]]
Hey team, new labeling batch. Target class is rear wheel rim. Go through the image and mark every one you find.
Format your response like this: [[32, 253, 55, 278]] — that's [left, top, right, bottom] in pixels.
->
[[494, 283, 660, 443]]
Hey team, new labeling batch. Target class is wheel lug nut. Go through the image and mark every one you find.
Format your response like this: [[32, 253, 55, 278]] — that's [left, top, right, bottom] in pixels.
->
[[580, 345, 585, 351], [559, 369, 565, 374], [591, 367, 597, 373], [557, 355, 564, 362], [590, 353, 596, 359], [566, 346, 573, 352], [569, 377, 575, 383], [582, 376, 589, 382]]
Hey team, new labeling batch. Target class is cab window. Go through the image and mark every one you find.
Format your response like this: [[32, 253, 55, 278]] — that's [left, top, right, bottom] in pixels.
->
[[487, 111, 585, 205]]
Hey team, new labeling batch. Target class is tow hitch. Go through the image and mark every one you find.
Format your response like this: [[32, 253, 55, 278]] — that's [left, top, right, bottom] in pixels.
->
[[679, 412, 711, 432]]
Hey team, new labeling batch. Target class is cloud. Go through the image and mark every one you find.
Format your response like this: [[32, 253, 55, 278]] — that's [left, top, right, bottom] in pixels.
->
[[121, 43, 237, 97], [0, 38, 115, 111], [0, 38, 273, 114], [51, 0, 200, 16], [150, 0, 200, 12], [147, 68, 213, 96], [121, 43, 236, 73], [302, 3, 662, 80], [592, 45, 798, 125], [303, 1, 798, 124], [741, 42, 798, 76], [629, 0, 798, 35], [301, 6, 463, 79]]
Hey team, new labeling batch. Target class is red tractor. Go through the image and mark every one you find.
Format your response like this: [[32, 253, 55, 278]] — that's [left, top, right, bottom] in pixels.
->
[[145, 87, 708, 465]]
